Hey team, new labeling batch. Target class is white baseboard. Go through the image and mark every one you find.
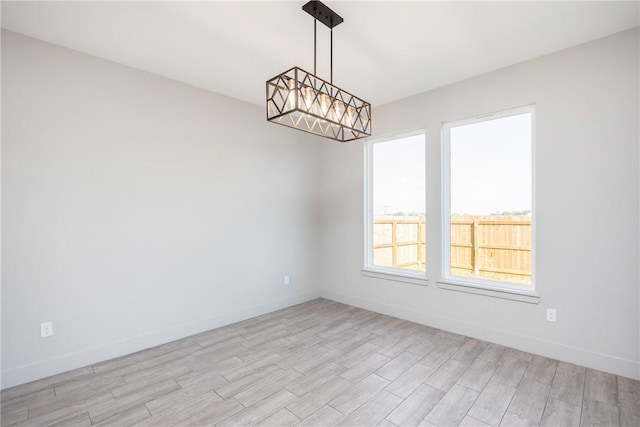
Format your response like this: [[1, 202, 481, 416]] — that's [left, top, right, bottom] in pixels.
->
[[1, 291, 320, 389], [320, 289, 640, 380]]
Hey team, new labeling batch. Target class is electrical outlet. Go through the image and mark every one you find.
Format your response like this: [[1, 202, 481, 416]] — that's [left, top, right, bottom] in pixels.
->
[[546, 308, 557, 322], [41, 322, 53, 337], [284, 275, 290, 285]]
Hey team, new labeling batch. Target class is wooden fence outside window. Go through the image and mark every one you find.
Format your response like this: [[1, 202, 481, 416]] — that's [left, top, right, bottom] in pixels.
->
[[373, 215, 532, 282]]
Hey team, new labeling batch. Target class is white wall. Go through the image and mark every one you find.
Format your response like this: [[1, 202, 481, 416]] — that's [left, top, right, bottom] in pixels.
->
[[1, 30, 322, 388], [319, 28, 640, 379], [3, 26, 639, 389]]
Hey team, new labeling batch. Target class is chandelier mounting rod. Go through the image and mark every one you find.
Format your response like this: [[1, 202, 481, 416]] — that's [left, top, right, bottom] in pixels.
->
[[303, 1, 343, 84]]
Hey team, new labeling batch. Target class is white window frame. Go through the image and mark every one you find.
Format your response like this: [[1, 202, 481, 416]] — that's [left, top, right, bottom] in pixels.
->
[[440, 105, 538, 300], [362, 130, 428, 286]]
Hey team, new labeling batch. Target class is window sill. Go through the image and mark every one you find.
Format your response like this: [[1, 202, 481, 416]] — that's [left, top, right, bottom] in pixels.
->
[[436, 280, 540, 304], [361, 269, 428, 287]]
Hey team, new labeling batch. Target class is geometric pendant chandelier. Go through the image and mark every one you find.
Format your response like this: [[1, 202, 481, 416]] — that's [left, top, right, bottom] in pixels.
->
[[266, 1, 371, 142]]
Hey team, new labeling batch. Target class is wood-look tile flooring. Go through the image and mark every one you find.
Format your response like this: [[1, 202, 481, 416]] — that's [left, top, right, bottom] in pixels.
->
[[1, 299, 639, 426]]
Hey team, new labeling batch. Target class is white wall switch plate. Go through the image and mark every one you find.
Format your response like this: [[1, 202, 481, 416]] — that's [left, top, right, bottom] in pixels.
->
[[284, 275, 290, 285]]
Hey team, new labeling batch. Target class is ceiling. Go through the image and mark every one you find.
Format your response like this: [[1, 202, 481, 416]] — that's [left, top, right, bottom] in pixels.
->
[[2, 1, 638, 107]]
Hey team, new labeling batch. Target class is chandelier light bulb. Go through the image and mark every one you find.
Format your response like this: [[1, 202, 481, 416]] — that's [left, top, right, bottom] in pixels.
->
[[333, 100, 344, 123], [286, 79, 296, 110], [302, 86, 314, 110], [345, 105, 355, 127], [319, 93, 330, 116]]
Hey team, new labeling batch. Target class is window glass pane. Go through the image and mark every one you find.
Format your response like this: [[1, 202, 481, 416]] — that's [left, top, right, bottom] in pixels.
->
[[449, 112, 532, 286], [372, 134, 425, 272]]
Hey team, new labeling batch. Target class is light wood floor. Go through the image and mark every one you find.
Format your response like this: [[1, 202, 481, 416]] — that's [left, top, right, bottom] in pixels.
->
[[1, 299, 638, 426]]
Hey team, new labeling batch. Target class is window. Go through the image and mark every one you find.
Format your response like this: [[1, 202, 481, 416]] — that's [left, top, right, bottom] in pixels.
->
[[365, 132, 426, 279], [442, 106, 534, 291]]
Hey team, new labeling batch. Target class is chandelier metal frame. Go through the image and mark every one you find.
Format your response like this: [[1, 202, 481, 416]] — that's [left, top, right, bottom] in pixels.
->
[[266, 1, 371, 142]]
